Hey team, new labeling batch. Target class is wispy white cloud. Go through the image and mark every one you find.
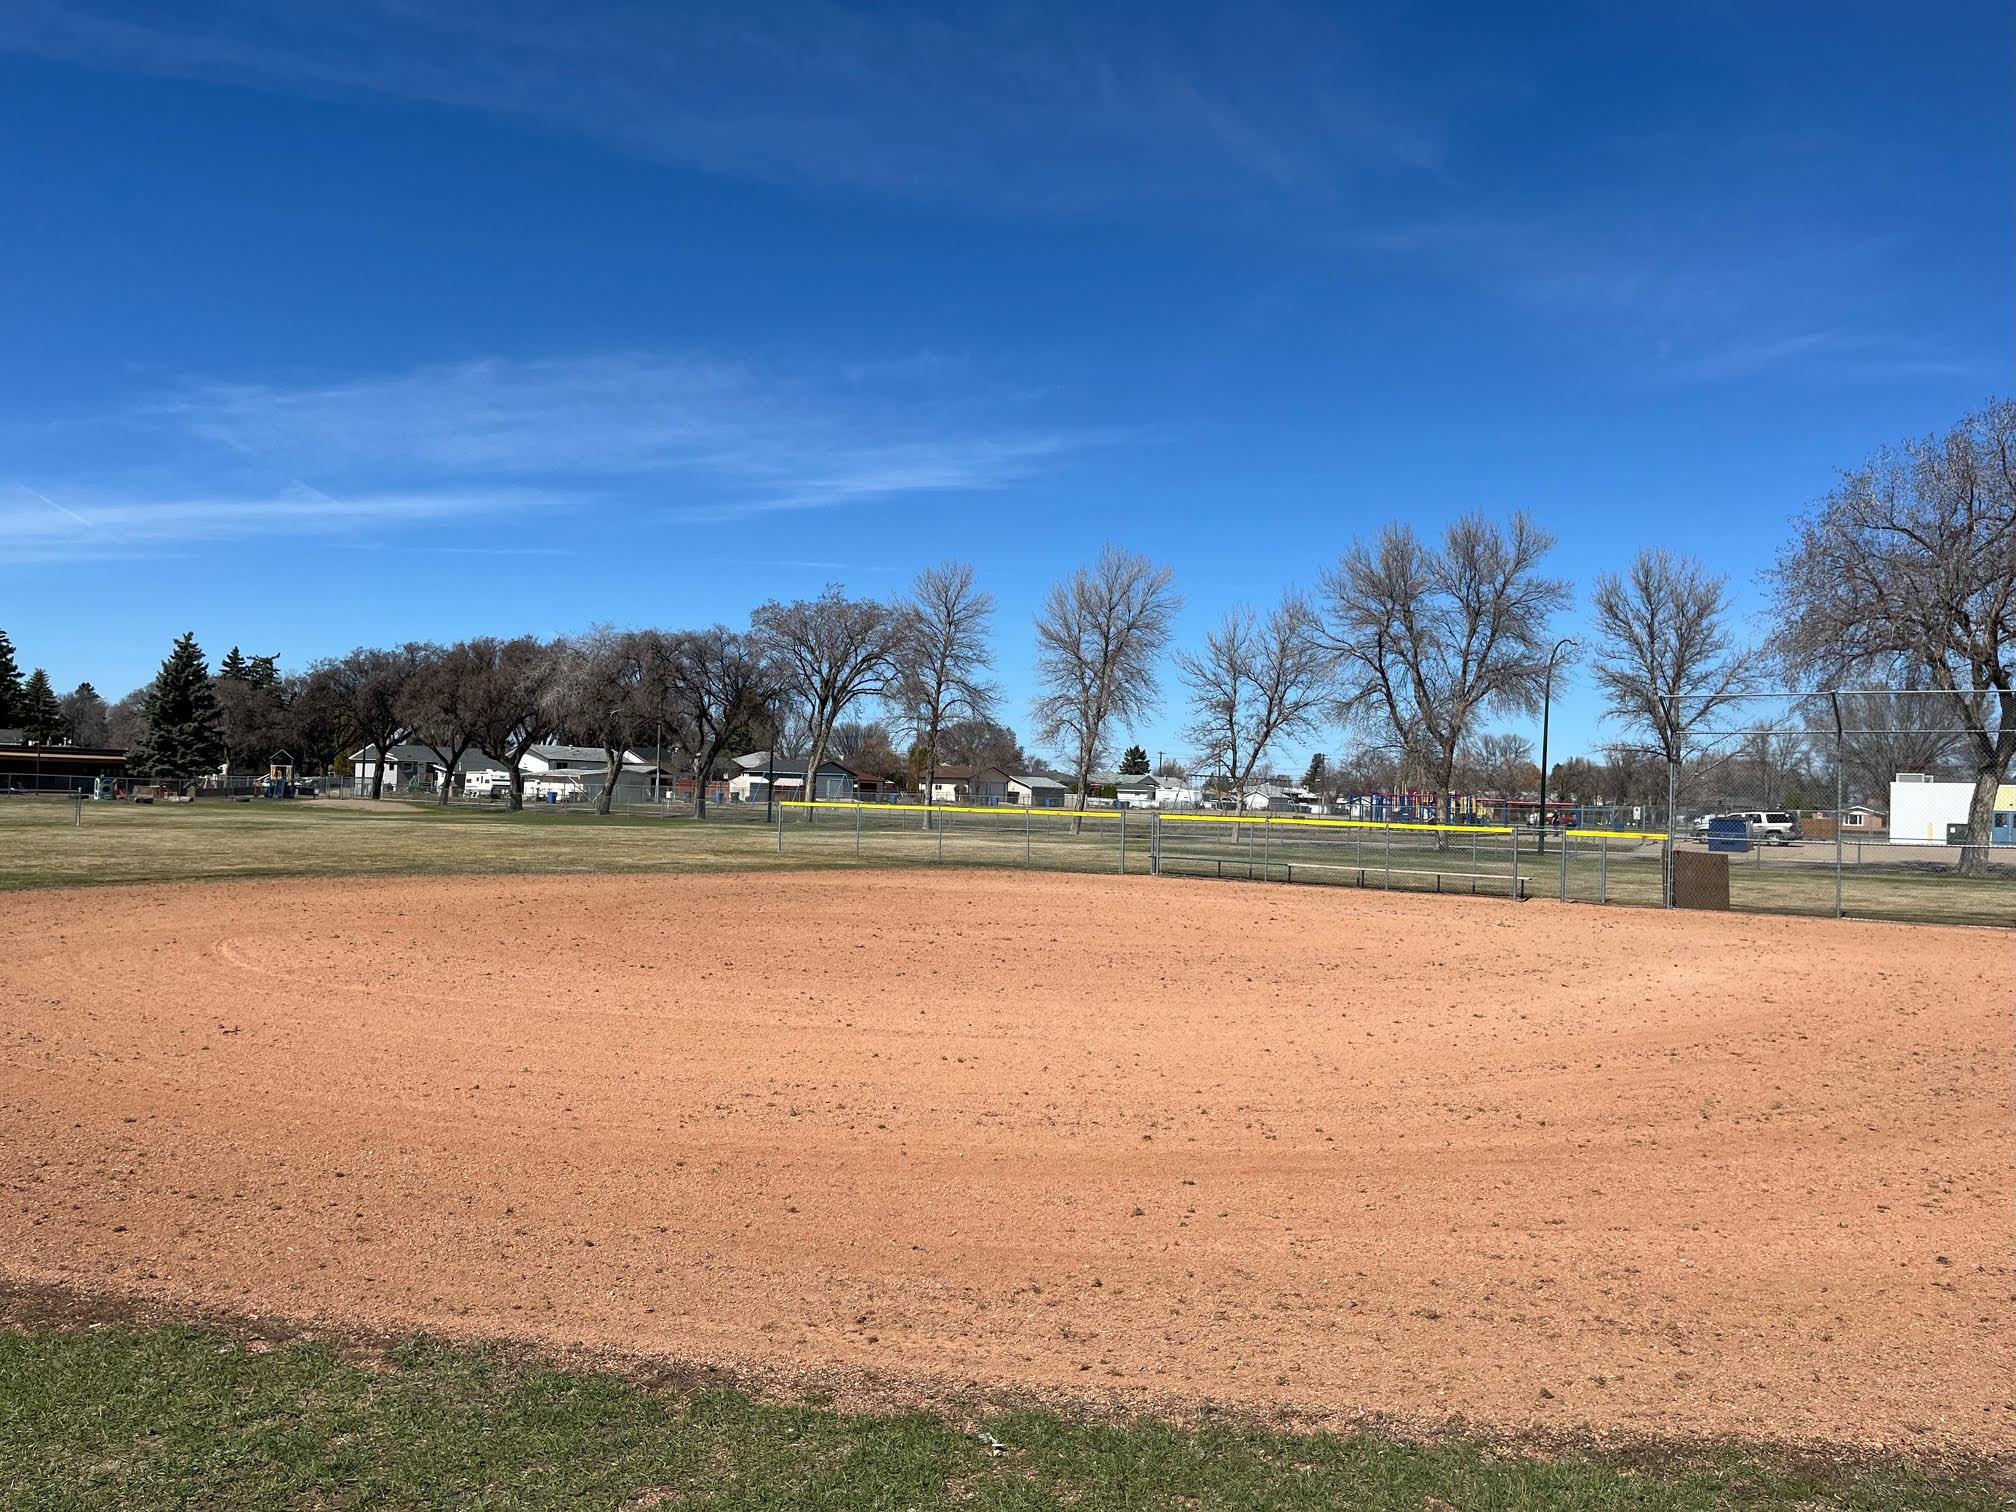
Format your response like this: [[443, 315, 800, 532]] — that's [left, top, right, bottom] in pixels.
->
[[0, 483, 533, 562], [0, 1, 1435, 211], [7, 349, 1085, 561]]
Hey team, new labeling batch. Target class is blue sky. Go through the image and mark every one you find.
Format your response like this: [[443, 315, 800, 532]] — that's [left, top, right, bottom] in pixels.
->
[[1, 1, 2008, 767]]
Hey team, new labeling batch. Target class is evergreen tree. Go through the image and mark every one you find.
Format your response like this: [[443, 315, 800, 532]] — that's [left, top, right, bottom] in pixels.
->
[[221, 646, 282, 688], [0, 630, 23, 729], [1302, 752, 1329, 791], [1119, 744, 1151, 775], [130, 632, 225, 779], [22, 669, 65, 743]]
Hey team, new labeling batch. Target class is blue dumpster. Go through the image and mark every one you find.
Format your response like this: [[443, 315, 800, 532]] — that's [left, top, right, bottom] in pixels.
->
[[1706, 817, 1750, 853]]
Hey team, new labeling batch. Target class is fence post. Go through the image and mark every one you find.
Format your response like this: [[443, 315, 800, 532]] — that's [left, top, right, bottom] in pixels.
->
[[1119, 803, 1127, 875], [1152, 812, 1160, 875], [855, 800, 862, 858], [1025, 806, 1031, 867], [938, 807, 945, 862], [1559, 827, 1569, 901], [776, 796, 784, 853], [1261, 815, 1270, 882], [1507, 822, 1517, 900], [1663, 755, 1678, 908], [1384, 822, 1391, 889], [1830, 690, 1845, 919], [1599, 835, 1607, 904]]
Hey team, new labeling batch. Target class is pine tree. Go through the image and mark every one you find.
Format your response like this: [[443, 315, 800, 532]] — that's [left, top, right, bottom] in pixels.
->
[[221, 646, 282, 688], [21, 670, 65, 744], [1119, 744, 1151, 775], [1302, 752, 1329, 791], [130, 632, 225, 779], [0, 630, 23, 730]]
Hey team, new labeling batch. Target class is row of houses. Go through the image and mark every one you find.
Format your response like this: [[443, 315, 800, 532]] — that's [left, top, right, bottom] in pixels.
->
[[350, 744, 1132, 808]]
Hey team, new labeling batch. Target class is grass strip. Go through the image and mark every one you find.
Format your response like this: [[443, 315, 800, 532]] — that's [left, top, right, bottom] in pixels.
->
[[0, 1324, 2003, 1510]]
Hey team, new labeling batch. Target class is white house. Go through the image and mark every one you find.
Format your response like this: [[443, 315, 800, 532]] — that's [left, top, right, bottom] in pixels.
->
[[923, 766, 1013, 804], [1150, 773, 1201, 808], [459, 744, 663, 802]]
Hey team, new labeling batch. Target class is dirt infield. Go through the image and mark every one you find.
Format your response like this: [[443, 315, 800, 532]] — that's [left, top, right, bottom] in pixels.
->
[[1, 871, 2009, 1455]]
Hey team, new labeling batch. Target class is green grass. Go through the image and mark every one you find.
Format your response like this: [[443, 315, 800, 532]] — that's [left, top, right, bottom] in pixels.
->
[[1, 795, 2009, 927], [1, 1324, 2003, 1511]]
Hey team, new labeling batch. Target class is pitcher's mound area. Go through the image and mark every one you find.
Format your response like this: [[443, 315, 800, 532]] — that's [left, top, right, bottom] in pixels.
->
[[1, 871, 2009, 1453]]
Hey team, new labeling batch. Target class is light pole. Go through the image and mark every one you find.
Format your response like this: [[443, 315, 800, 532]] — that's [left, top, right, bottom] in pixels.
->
[[1535, 637, 1576, 856]]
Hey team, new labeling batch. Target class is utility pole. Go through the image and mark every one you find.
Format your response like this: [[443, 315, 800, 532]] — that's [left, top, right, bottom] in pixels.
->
[[1535, 637, 1576, 857]]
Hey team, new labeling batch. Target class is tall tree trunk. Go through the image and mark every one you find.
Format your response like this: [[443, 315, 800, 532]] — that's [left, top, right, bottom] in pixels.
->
[[506, 760, 525, 812], [1959, 763, 2007, 877], [369, 730, 392, 800], [597, 739, 621, 815], [693, 736, 725, 820], [802, 728, 831, 820]]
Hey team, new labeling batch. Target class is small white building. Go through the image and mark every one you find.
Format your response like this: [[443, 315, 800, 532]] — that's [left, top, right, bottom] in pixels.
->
[[1888, 774, 1972, 844]]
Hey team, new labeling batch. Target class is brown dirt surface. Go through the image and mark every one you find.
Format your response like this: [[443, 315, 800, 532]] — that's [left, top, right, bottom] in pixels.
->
[[2, 870, 2010, 1457]]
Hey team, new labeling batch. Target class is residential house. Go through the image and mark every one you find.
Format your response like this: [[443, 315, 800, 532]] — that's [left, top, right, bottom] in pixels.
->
[[1838, 805, 1887, 834], [1089, 771, 1159, 808], [924, 765, 1012, 804], [349, 742, 500, 796], [1007, 772, 1069, 808], [727, 757, 863, 804]]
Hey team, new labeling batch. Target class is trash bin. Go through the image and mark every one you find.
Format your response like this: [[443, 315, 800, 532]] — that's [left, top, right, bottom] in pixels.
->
[[1706, 817, 1750, 853]]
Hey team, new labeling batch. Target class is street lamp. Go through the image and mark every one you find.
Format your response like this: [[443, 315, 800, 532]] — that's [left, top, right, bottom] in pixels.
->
[[1535, 637, 1577, 856]]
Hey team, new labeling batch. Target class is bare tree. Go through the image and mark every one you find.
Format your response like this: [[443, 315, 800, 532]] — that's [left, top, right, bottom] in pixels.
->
[[1457, 730, 1536, 797], [461, 636, 558, 811], [1589, 548, 1750, 768], [1319, 512, 1570, 812], [105, 688, 149, 751], [58, 683, 110, 747], [214, 656, 293, 776], [889, 561, 998, 812], [316, 643, 428, 799], [751, 588, 898, 816], [280, 668, 353, 778], [548, 627, 671, 814], [1175, 591, 1330, 805], [1829, 687, 1969, 806], [1030, 545, 1181, 821], [1770, 399, 2016, 872], [936, 716, 1026, 775], [397, 641, 492, 805], [666, 626, 777, 819]]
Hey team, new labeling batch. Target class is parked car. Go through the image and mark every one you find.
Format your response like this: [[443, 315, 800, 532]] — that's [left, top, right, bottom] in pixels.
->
[[1691, 810, 1801, 844]]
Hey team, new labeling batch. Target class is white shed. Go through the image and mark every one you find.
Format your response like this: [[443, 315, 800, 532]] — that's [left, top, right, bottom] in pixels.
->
[[1888, 775, 1972, 844]]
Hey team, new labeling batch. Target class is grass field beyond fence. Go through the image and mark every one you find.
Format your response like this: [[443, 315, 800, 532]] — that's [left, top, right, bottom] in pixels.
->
[[0, 794, 2010, 926], [0, 1323, 2002, 1512]]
